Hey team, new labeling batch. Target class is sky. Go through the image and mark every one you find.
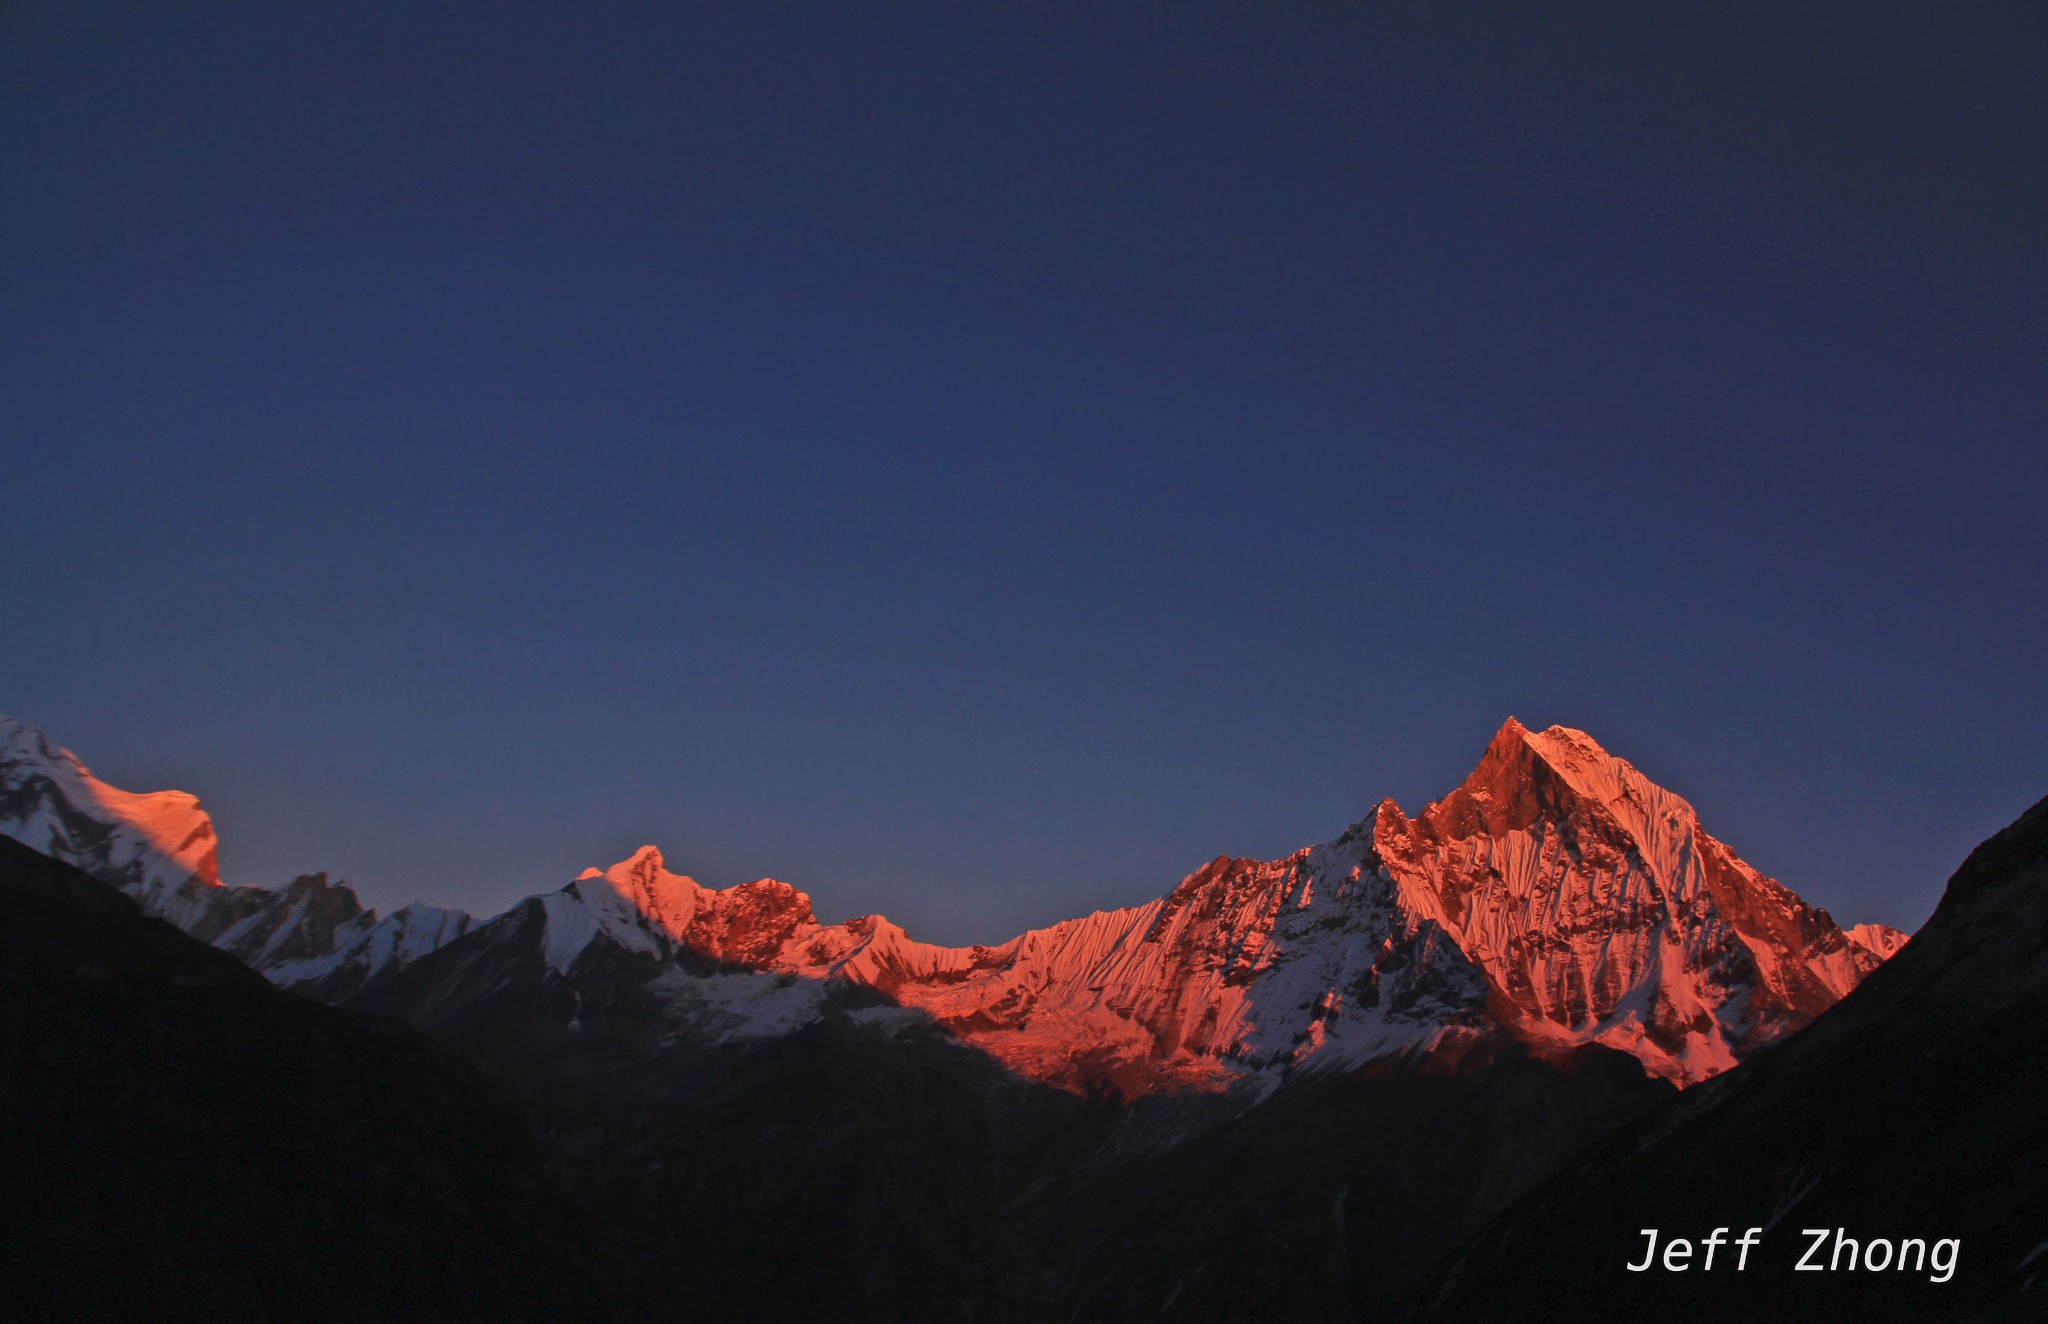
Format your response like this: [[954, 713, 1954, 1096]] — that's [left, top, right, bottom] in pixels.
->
[[4, 2, 2043, 943]]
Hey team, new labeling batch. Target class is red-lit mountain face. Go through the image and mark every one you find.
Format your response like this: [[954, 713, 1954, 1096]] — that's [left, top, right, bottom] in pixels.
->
[[505, 719, 1898, 1095], [0, 713, 1901, 1099]]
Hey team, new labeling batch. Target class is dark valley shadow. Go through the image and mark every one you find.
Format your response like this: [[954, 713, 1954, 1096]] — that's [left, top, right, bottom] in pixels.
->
[[0, 833, 612, 1324]]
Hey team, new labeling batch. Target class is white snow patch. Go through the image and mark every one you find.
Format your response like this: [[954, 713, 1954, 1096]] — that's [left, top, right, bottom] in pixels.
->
[[539, 888, 603, 974]]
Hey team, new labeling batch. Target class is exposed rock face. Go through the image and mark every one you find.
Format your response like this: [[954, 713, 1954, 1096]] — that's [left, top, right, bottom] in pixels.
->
[[1845, 920, 1910, 960]]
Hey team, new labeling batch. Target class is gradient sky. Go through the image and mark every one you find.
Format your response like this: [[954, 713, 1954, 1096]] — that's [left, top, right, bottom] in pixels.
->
[[5, 3, 2043, 943]]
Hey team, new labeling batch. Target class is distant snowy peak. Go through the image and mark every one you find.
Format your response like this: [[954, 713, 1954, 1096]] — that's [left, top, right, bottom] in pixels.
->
[[0, 714, 471, 989], [267, 901, 479, 1002], [0, 715, 221, 916]]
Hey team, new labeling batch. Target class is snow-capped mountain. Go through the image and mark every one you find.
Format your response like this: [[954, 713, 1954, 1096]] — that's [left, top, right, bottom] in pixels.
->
[[0, 715, 474, 985], [385, 717, 1905, 1095], [0, 712, 1902, 1095], [0, 716, 221, 910]]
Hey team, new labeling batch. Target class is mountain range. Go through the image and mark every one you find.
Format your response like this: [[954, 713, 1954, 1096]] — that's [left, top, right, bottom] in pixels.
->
[[11, 710, 2008, 1322], [0, 713, 1902, 1096]]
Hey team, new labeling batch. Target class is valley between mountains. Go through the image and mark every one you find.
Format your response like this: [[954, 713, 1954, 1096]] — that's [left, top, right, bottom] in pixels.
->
[[13, 711, 2034, 1322]]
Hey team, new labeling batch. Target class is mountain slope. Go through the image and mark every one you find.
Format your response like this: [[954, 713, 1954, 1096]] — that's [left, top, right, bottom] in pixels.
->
[[0, 831, 612, 1322], [1039, 1044, 1673, 1321], [1413, 792, 2048, 1322]]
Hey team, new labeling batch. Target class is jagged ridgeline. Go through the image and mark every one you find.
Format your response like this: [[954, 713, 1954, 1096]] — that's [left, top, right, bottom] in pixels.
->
[[1, 713, 1917, 1321]]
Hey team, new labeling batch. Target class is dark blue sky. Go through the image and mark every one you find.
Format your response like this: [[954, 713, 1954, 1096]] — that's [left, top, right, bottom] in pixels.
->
[[5, 3, 2043, 941]]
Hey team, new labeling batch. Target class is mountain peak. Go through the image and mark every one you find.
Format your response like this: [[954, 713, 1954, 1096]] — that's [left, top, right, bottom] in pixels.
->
[[1363, 717, 1895, 1083], [1434, 719, 1699, 843], [612, 843, 669, 876], [541, 848, 824, 974], [583, 846, 703, 936], [0, 713, 222, 898], [574, 845, 671, 884]]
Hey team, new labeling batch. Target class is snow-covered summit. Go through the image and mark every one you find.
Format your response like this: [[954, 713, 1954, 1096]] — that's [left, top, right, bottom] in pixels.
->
[[0, 715, 221, 917], [540, 845, 819, 973], [0, 714, 472, 988]]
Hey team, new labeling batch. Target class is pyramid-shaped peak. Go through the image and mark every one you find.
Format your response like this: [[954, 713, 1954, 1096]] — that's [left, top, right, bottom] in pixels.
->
[[1470, 719, 1634, 791], [1410, 718, 1698, 849]]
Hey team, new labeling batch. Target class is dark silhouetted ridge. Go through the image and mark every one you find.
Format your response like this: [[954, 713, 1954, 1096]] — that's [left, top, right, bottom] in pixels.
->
[[0, 833, 614, 1323]]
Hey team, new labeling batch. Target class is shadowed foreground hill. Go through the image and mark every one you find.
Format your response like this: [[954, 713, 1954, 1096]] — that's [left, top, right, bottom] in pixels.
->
[[1036, 1044, 1672, 1321], [1413, 794, 2048, 1323], [0, 833, 612, 1324], [345, 897, 1085, 1324]]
